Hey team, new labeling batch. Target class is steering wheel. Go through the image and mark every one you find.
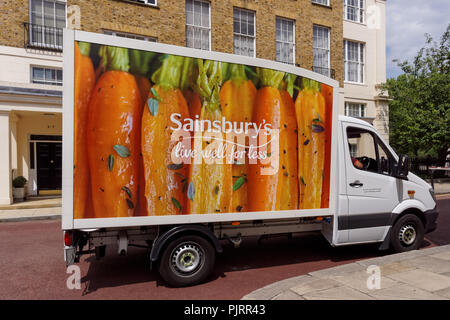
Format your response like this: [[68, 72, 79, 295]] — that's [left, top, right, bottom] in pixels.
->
[[359, 156, 370, 170]]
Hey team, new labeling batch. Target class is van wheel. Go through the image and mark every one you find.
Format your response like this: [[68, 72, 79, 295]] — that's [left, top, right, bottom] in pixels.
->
[[390, 214, 424, 253], [158, 235, 215, 287]]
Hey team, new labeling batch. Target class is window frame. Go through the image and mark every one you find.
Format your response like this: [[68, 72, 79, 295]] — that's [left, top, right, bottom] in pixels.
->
[[233, 7, 256, 58], [313, 24, 331, 76], [344, 39, 365, 84], [103, 30, 157, 42], [312, 0, 330, 6], [31, 65, 63, 86], [29, 0, 66, 49], [346, 126, 396, 176], [345, 102, 366, 118], [185, 0, 211, 51], [275, 16, 296, 65], [123, 0, 157, 6], [343, 0, 365, 24]]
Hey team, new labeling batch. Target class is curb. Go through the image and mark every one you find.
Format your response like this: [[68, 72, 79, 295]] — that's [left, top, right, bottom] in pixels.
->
[[0, 214, 61, 223]]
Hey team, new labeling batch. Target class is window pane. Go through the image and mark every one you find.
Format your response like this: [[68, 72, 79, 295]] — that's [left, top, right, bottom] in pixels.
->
[[33, 67, 44, 80]]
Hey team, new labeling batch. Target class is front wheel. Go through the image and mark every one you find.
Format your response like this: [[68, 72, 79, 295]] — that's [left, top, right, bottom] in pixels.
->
[[158, 235, 215, 287], [390, 214, 424, 253]]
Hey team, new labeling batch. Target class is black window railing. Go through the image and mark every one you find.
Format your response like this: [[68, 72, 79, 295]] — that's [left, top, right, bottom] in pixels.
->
[[312, 66, 335, 79], [24, 22, 63, 52]]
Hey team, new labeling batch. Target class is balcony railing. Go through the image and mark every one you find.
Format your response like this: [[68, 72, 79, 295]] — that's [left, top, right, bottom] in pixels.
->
[[312, 66, 336, 79], [24, 22, 63, 52]]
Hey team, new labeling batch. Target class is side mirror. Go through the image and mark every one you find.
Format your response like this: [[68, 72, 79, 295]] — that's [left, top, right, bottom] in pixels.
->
[[393, 154, 409, 179]]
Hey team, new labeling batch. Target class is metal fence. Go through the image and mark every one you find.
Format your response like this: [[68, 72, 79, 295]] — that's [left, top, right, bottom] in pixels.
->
[[410, 156, 448, 179], [23, 23, 63, 52]]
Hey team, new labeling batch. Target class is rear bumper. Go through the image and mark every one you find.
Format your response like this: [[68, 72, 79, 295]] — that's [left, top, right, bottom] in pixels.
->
[[424, 206, 439, 233]]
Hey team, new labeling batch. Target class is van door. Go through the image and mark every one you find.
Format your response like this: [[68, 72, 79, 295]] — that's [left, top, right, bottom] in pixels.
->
[[342, 123, 398, 243]]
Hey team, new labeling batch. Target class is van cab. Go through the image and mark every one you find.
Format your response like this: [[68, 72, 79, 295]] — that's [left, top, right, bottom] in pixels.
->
[[332, 115, 438, 251]]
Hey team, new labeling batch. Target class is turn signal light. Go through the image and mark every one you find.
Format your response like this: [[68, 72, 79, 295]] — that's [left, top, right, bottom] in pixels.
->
[[232, 221, 240, 226], [408, 190, 415, 197], [64, 231, 72, 246]]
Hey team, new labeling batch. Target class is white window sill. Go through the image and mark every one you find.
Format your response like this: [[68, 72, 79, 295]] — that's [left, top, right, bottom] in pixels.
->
[[344, 81, 367, 86], [343, 19, 366, 26]]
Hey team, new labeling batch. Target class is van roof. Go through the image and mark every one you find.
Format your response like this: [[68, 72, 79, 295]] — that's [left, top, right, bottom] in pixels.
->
[[339, 115, 374, 129]]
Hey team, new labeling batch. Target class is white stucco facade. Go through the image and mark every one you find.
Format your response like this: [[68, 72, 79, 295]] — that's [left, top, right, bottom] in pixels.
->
[[0, 45, 62, 204], [340, 0, 389, 142]]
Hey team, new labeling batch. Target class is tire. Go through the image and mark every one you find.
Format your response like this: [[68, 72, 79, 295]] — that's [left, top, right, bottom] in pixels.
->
[[390, 214, 424, 253], [158, 235, 215, 287], [95, 245, 106, 260]]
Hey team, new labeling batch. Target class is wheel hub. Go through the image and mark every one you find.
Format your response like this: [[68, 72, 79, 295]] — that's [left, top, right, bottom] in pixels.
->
[[399, 224, 416, 246], [171, 243, 202, 274]]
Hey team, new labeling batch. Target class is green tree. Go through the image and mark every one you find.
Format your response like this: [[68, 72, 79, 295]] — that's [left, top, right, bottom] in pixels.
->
[[381, 24, 450, 163]]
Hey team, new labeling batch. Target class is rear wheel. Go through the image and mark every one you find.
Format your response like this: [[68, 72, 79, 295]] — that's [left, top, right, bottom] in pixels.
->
[[390, 214, 424, 252], [158, 235, 215, 287]]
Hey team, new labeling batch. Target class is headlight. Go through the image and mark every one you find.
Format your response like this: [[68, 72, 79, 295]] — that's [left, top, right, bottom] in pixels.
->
[[429, 188, 436, 201]]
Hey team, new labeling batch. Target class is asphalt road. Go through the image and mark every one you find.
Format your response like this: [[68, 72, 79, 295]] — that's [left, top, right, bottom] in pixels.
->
[[0, 196, 448, 300]]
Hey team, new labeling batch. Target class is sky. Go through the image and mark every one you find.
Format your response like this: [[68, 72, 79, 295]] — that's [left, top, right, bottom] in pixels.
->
[[386, 0, 450, 79]]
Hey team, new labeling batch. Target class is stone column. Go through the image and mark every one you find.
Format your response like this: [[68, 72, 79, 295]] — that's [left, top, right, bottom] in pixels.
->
[[0, 111, 12, 205]]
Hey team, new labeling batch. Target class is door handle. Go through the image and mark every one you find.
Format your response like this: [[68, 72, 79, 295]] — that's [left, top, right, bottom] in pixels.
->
[[349, 180, 363, 188]]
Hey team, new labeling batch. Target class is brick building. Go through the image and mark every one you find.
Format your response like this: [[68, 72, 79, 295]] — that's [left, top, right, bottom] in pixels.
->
[[0, 0, 386, 204]]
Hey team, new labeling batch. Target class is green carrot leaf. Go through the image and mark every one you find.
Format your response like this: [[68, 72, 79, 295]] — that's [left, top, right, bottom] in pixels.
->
[[187, 181, 195, 201], [107, 154, 114, 172], [113, 144, 130, 158], [233, 176, 245, 191], [148, 98, 159, 116], [171, 197, 182, 212], [121, 186, 132, 199]]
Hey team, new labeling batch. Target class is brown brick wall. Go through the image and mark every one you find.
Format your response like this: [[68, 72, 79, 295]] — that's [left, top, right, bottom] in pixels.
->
[[0, 0, 343, 85]]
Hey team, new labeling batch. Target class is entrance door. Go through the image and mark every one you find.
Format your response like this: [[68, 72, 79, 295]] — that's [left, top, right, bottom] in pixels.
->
[[36, 142, 62, 191]]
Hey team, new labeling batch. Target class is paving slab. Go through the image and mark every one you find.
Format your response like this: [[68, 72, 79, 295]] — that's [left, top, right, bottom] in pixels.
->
[[434, 287, 450, 299], [241, 275, 314, 300], [378, 262, 416, 276], [430, 251, 450, 261], [302, 286, 374, 300], [368, 284, 447, 300], [271, 290, 304, 300], [290, 278, 341, 296], [386, 269, 450, 292], [0, 207, 61, 222], [308, 262, 366, 279], [401, 255, 450, 274], [329, 269, 399, 294]]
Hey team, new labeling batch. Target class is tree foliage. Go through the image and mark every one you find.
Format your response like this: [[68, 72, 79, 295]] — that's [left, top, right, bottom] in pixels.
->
[[381, 24, 450, 162]]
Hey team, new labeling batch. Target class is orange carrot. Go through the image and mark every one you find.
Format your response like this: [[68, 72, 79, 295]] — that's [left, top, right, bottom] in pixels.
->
[[321, 84, 333, 208], [73, 42, 95, 219], [248, 68, 298, 211], [186, 60, 233, 214], [129, 50, 156, 216], [87, 46, 142, 218], [141, 55, 190, 215], [295, 79, 326, 209], [220, 64, 256, 213]]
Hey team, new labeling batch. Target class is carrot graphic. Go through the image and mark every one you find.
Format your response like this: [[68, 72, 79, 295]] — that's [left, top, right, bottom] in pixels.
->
[[248, 68, 298, 211], [73, 42, 95, 219], [295, 79, 326, 209], [141, 55, 190, 215], [180, 57, 202, 119], [279, 74, 299, 210], [186, 59, 233, 214], [129, 50, 156, 216], [220, 64, 257, 213], [87, 46, 142, 217], [320, 84, 333, 208]]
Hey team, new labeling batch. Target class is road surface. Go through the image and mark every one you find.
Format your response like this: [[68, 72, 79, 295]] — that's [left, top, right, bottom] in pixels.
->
[[0, 196, 448, 300]]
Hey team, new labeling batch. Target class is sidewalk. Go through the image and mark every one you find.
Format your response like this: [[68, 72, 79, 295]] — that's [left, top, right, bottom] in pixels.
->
[[0, 197, 61, 222], [242, 245, 450, 300]]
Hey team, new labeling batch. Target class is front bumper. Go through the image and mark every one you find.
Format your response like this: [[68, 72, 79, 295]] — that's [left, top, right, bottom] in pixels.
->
[[424, 206, 439, 233]]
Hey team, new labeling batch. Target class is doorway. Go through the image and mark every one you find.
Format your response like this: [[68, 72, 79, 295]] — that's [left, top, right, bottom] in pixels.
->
[[30, 135, 62, 195]]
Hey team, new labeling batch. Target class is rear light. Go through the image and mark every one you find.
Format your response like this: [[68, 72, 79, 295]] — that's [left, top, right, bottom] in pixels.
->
[[64, 231, 72, 246]]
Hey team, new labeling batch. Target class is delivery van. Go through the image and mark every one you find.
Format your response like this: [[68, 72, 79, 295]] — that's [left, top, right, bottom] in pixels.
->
[[62, 29, 438, 287]]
